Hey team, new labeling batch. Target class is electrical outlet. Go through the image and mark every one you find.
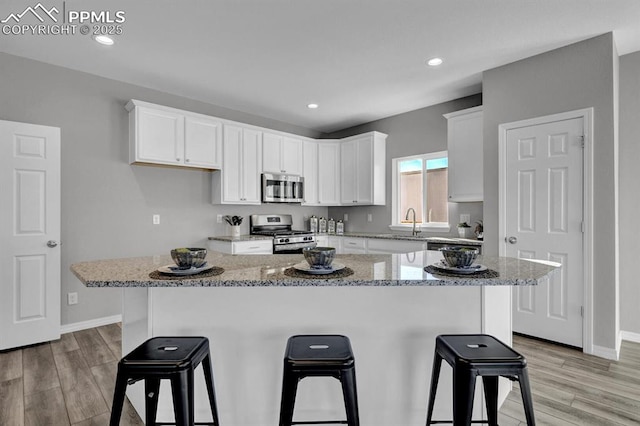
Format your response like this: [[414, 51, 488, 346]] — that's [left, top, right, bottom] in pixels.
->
[[68, 292, 78, 305], [460, 214, 471, 224], [153, 214, 160, 225], [344, 213, 349, 222], [217, 214, 223, 223], [367, 213, 373, 222]]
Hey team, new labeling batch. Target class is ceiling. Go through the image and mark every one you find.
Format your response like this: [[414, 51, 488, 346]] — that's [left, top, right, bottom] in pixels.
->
[[2, 0, 640, 133]]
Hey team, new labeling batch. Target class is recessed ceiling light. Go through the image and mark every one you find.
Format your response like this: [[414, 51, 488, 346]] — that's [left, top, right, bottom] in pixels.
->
[[94, 35, 114, 46], [307, 103, 319, 109], [426, 57, 443, 67]]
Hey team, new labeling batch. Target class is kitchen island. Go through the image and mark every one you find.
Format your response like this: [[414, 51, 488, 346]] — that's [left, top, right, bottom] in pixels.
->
[[72, 250, 556, 426]]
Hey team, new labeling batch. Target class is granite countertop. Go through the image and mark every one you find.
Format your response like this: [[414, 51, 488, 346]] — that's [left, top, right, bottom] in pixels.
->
[[208, 233, 483, 245], [71, 250, 556, 288]]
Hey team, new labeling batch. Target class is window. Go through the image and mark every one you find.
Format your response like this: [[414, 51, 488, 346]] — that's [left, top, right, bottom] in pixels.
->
[[391, 151, 450, 232]]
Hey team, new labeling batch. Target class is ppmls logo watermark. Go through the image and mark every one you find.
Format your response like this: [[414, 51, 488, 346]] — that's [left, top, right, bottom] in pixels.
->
[[2, 2, 126, 36]]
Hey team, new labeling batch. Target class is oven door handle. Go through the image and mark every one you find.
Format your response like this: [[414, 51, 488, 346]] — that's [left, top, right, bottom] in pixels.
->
[[273, 242, 317, 253]]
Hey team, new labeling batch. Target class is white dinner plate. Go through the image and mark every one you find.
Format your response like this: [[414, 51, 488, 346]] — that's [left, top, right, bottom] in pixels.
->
[[292, 262, 346, 275], [431, 261, 487, 275], [157, 263, 214, 276]]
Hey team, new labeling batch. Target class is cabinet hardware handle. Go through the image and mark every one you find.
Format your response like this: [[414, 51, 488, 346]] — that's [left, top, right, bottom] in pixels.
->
[[176, 158, 180, 161], [185, 159, 190, 162]]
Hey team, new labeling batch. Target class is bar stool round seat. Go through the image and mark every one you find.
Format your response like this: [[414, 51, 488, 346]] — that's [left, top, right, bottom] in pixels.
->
[[109, 336, 220, 426], [426, 334, 535, 426], [279, 334, 360, 426]]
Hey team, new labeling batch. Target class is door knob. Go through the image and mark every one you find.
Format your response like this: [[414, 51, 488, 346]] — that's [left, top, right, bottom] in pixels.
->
[[47, 240, 58, 248], [507, 236, 518, 244]]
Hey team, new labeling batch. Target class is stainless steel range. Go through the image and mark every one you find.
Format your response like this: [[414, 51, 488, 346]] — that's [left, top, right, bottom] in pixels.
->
[[250, 214, 316, 254]]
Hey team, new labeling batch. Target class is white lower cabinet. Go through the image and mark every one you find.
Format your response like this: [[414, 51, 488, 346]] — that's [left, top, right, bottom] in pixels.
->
[[208, 239, 272, 255], [367, 238, 426, 254], [340, 237, 367, 254]]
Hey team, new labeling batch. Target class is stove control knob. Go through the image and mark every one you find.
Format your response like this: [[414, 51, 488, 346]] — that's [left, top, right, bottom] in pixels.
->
[[285, 238, 290, 243]]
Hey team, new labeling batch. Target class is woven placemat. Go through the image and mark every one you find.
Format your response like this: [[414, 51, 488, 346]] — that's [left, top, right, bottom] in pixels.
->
[[424, 265, 499, 279], [284, 267, 354, 279], [149, 266, 225, 280]]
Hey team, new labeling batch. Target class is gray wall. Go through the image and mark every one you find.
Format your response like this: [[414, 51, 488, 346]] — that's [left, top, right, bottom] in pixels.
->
[[619, 51, 640, 336], [0, 53, 328, 326], [483, 34, 618, 349], [325, 95, 484, 234]]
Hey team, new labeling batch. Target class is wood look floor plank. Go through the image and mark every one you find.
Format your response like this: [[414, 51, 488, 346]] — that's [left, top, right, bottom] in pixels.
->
[[501, 397, 575, 426], [571, 395, 640, 426], [23, 343, 60, 395], [25, 387, 70, 426], [105, 339, 122, 360], [73, 328, 116, 367], [54, 348, 90, 371], [527, 393, 620, 425], [51, 332, 81, 354], [0, 377, 24, 426], [0, 348, 22, 382], [90, 361, 117, 409], [96, 324, 121, 343], [58, 366, 109, 423]]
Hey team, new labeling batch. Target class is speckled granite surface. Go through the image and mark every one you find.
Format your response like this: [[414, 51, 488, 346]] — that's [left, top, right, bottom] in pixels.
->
[[71, 251, 556, 288], [208, 233, 483, 245]]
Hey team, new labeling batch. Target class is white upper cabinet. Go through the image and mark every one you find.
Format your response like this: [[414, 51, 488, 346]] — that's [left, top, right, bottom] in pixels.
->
[[262, 132, 303, 175], [212, 124, 262, 204], [340, 132, 386, 205], [444, 106, 483, 202], [302, 140, 319, 205], [126, 100, 222, 169], [317, 141, 341, 205]]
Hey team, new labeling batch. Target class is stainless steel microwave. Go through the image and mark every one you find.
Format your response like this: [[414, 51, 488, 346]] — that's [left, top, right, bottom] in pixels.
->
[[262, 173, 304, 203]]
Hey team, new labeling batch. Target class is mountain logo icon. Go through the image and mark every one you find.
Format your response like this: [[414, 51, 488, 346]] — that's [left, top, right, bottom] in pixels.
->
[[2, 3, 59, 24]]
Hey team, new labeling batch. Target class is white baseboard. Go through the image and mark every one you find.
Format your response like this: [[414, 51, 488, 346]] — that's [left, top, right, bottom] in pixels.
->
[[591, 344, 620, 361], [60, 314, 122, 334], [621, 330, 640, 344]]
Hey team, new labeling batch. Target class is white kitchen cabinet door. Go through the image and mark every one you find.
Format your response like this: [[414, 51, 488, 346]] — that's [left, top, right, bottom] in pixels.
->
[[241, 128, 263, 203], [212, 124, 262, 204], [184, 115, 222, 168], [444, 106, 483, 202], [262, 132, 302, 175], [302, 140, 319, 205], [209, 239, 272, 254], [281, 136, 303, 175], [127, 100, 222, 170], [340, 132, 386, 205], [340, 237, 367, 254], [317, 141, 341, 205], [133, 106, 184, 166]]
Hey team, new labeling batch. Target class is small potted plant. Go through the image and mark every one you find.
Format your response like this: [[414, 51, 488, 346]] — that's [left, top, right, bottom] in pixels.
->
[[457, 222, 471, 238], [223, 215, 244, 238]]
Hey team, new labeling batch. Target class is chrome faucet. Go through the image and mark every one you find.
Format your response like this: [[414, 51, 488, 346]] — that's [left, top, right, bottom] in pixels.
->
[[405, 208, 421, 236]]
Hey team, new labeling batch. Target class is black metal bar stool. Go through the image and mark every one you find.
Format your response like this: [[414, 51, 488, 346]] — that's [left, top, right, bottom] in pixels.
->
[[425, 334, 535, 426], [109, 336, 220, 426], [279, 334, 360, 426]]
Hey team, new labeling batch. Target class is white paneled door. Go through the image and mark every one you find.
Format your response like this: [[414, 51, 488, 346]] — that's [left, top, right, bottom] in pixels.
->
[[503, 116, 584, 348], [0, 120, 61, 350]]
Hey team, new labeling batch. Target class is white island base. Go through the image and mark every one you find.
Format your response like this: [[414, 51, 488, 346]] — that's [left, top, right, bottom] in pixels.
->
[[121, 285, 512, 426]]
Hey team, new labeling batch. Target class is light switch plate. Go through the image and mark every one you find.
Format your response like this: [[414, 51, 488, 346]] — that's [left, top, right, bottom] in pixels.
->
[[153, 214, 160, 225], [344, 213, 349, 222], [217, 214, 223, 223], [367, 214, 373, 222]]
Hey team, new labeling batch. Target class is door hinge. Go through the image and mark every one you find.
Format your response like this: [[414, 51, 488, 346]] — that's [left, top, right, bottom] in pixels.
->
[[581, 221, 585, 233], [581, 306, 584, 318], [580, 135, 585, 148]]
